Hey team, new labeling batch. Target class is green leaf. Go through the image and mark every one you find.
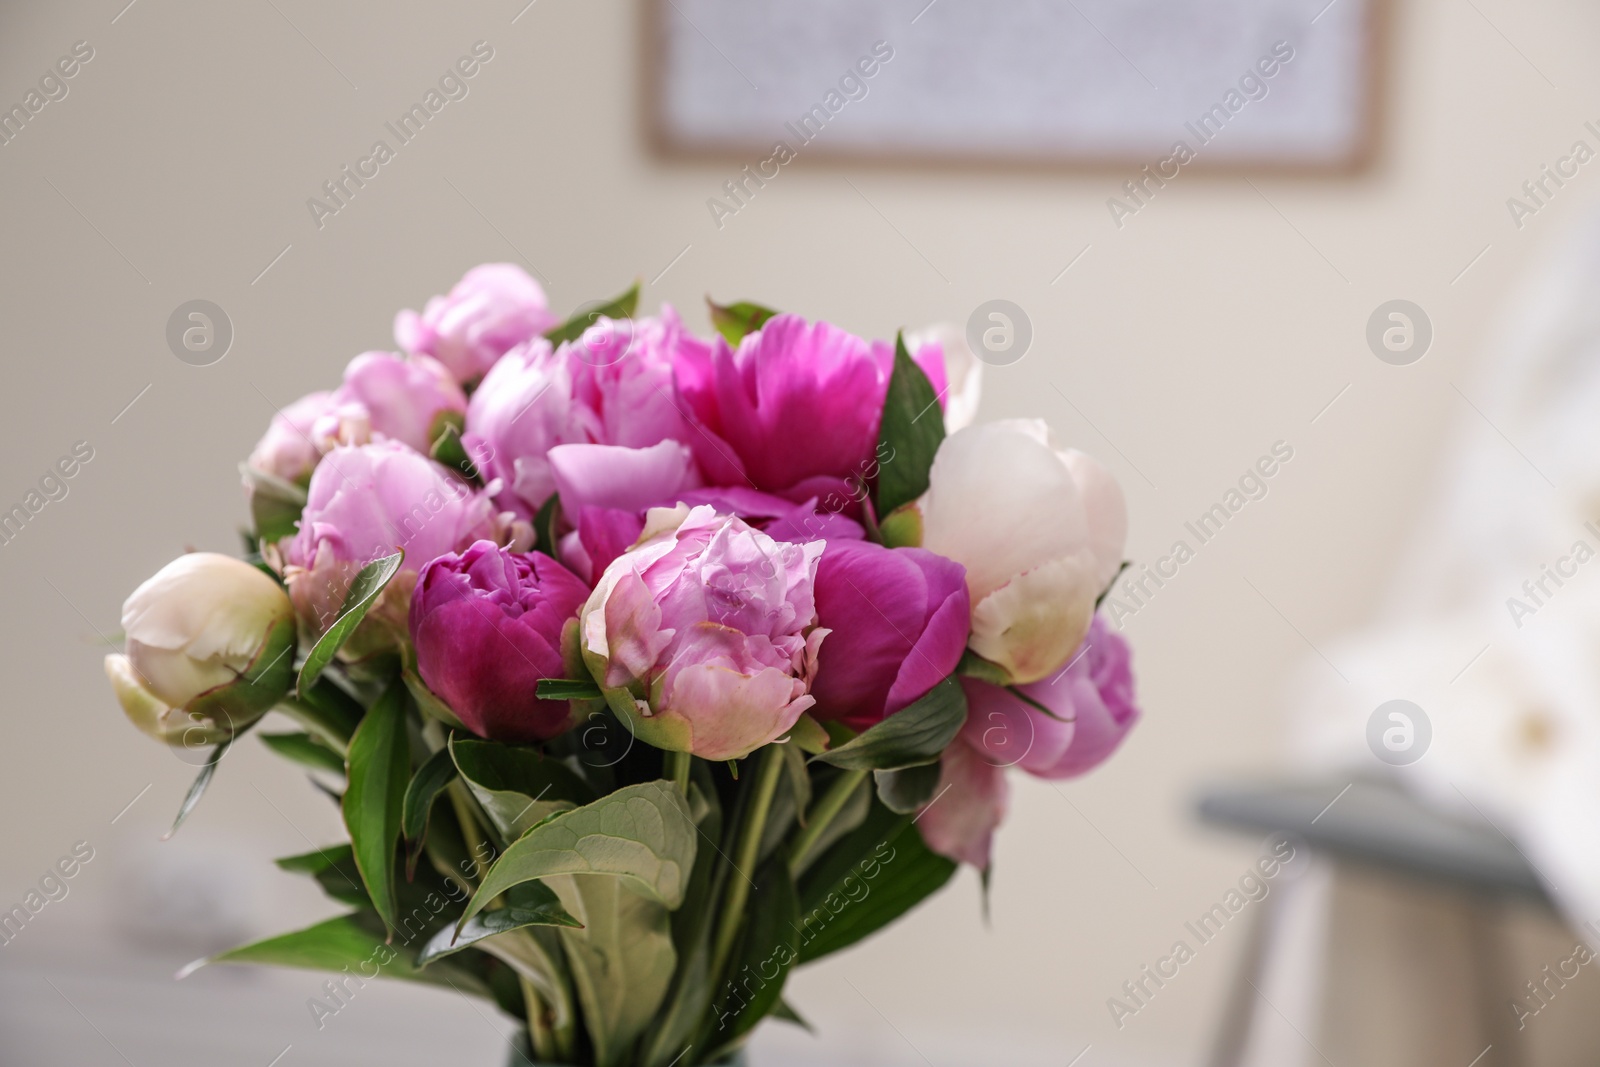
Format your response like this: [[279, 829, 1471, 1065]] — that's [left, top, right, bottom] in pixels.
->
[[707, 855, 800, 1051], [796, 800, 956, 963], [772, 997, 812, 1031], [182, 913, 483, 993], [544, 282, 641, 346], [637, 779, 722, 1067], [429, 417, 479, 483], [277, 679, 363, 751], [956, 648, 1012, 687], [297, 551, 405, 697], [341, 680, 411, 934], [811, 676, 967, 772], [474, 925, 580, 1051], [459, 781, 697, 930], [241, 464, 307, 545], [260, 731, 346, 776], [164, 737, 233, 840], [549, 873, 677, 1067], [449, 736, 594, 842], [532, 493, 561, 558], [536, 678, 602, 701], [275, 843, 370, 908], [402, 747, 459, 875], [873, 762, 943, 815], [784, 713, 830, 755], [874, 331, 946, 518], [416, 882, 581, 968], [707, 298, 778, 345]]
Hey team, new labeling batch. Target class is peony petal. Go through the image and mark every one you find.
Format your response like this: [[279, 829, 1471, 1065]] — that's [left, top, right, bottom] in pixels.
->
[[917, 739, 1009, 869], [920, 420, 1090, 603], [548, 440, 700, 516], [969, 552, 1098, 684], [958, 677, 1075, 777], [1059, 448, 1128, 592]]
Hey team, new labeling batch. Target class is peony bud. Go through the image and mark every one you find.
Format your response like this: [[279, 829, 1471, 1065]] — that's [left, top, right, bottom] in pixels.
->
[[312, 351, 467, 456], [918, 419, 1126, 684], [105, 553, 295, 746], [808, 540, 970, 732], [578, 504, 826, 761], [410, 541, 591, 743], [394, 263, 558, 383], [246, 391, 336, 487], [281, 441, 501, 646]]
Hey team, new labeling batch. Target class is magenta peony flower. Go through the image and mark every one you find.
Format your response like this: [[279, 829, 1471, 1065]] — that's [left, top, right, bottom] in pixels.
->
[[247, 391, 335, 486], [410, 541, 590, 743], [673, 315, 904, 504], [282, 441, 500, 641], [313, 352, 467, 456], [464, 310, 696, 519], [808, 540, 970, 732], [959, 614, 1139, 779], [916, 738, 1009, 869], [578, 504, 826, 760], [394, 263, 557, 382]]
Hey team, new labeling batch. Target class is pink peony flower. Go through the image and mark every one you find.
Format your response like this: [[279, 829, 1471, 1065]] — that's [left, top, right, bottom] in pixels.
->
[[410, 541, 590, 743], [313, 351, 467, 456], [578, 504, 826, 760], [394, 263, 557, 382], [282, 441, 500, 642], [464, 309, 697, 520], [959, 614, 1140, 779], [672, 314, 952, 507], [247, 391, 336, 486]]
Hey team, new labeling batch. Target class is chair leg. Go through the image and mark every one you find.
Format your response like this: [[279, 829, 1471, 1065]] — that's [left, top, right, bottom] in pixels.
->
[[1205, 892, 1277, 1067]]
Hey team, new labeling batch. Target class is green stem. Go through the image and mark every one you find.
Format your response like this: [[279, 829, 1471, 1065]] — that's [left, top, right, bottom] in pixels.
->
[[519, 974, 558, 1062], [789, 768, 869, 878], [708, 745, 785, 982], [446, 780, 489, 883], [666, 750, 692, 794]]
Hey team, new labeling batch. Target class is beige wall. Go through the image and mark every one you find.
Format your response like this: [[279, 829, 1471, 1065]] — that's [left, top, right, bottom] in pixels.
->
[[2, 0, 1598, 1062]]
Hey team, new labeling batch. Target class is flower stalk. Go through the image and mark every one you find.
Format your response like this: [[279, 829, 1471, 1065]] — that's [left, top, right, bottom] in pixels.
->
[[788, 768, 868, 877], [708, 744, 786, 983]]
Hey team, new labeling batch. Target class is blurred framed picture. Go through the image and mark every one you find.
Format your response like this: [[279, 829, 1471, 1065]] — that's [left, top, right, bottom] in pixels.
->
[[645, 0, 1385, 172]]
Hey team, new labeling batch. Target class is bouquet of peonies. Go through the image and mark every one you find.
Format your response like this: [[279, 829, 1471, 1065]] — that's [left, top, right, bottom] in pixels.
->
[[105, 264, 1140, 1065]]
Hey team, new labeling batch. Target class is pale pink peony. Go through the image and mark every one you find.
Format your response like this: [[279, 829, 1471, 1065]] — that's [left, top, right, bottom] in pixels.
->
[[463, 309, 697, 519], [313, 351, 467, 455], [394, 263, 557, 382], [281, 441, 500, 642], [247, 391, 336, 486], [578, 504, 826, 760]]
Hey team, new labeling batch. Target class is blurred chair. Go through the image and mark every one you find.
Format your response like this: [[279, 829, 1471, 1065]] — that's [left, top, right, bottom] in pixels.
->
[[1197, 777, 1600, 1067]]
